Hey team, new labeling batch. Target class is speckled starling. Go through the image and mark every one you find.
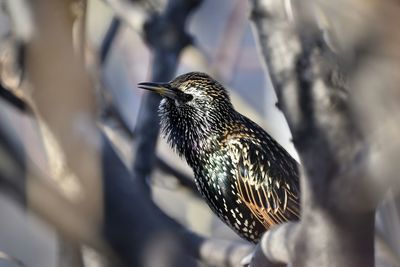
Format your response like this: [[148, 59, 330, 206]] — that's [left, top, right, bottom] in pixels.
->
[[138, 72, 300, 243]]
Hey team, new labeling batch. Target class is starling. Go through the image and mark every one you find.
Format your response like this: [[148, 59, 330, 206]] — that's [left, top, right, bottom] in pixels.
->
[[138, 72, 300, 243]]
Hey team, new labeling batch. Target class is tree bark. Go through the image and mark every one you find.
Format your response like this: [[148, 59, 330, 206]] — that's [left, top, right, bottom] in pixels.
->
[[248, 0, 382, 266]]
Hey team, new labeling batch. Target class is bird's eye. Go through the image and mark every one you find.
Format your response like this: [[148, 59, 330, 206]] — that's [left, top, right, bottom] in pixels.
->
[[181, 93, 193, 103]]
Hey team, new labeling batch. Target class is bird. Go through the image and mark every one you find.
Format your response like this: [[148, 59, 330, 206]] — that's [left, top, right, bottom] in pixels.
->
[[138, 72, 300, 243]]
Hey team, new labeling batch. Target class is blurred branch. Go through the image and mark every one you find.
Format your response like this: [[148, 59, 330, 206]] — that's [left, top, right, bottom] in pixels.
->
[[101, 119, 200, 196], [257, 222, 297, 265], [2, 0, 254, 266], [319, 0, 400, 195], [72, 0, 87, 56], [241, 223, 297, 267], [0, 113, 111, 255], [181, 231, 253, 267], [27, 0, 103, 225], [102, 0, 151, 33], [103, 0, 204, 265], [24, 1, 110, 265], [0, 114, 27, 205], [3, 0, 34, 42], [375, 227, 400, 267], [248, 0, 391, 266], [0, 81, 32, 114], [0, 250, 26, 267], [100, 0, 256, 266], [155, 156, 200, 198], [103, 131, 254, 266], [102, 130, 196, 267], [0, 109, 253, 266], [100, 0, 204, 192], [212, 0, 248, 81], [100, 0, 209, 139], [59, 238, 84, 267], [0, 2, 31, 114], [4, 0, 396, 267], [99, 16, 121, 65], [132, 0, 201, 188]]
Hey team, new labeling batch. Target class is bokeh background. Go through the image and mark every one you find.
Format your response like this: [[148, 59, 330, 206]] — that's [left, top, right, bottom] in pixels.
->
[[1, 0, 400, 266], [0, 0, 295, 266]]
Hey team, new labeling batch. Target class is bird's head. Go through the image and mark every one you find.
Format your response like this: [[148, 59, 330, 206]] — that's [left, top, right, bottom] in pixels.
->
[[138, 72, 235, 156]]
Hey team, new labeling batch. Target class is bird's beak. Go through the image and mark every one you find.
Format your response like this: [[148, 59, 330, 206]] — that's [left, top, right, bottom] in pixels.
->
[[138, 82, 180, 100]]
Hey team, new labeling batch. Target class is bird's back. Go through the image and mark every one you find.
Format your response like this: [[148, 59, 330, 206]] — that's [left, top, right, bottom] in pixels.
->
[[190, 114, 300, 242]]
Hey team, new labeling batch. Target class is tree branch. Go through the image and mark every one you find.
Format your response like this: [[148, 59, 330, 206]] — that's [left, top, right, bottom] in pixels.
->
[[27, 0, 103, 226], [0, 107, 253, 267], [3, 1, 255, 266], [131, 0, 201, 188], [102, 0, 151, 33], [155, 156, 201, 198], [249, 0, 386, 266]]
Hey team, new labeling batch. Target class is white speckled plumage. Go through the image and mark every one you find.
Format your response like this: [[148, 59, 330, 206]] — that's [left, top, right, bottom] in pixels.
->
[[142, 72, 300, 243]]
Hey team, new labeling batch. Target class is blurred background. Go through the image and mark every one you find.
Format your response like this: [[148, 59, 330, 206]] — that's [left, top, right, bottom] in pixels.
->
[[0, 0, 399, 267], [0, 0, 295, 266]]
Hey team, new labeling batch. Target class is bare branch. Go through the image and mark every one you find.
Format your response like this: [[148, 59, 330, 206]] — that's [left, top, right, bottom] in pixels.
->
[[242, 223, 298, 267], [248, 0, 392, 266], [259, 222, 298, 264], [132, 0, 201, 188], [59, 238, 84, 267], [197, 238, 253, 267], [102, 0, 151, 33], [0, 250, 26, 267], [0, 106, 254, 267], [155, 156, 201, 198], [2, 1, 255, 266], [0, 113, 112, 256], [179, 230, 253, 267], [27, 0, 103, 225]]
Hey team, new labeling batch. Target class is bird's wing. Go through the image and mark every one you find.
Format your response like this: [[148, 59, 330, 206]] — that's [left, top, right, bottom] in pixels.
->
[[231, 139, 300, 229]]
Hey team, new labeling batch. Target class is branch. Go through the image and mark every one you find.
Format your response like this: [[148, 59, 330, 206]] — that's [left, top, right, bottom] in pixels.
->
[[0, 81, 32, 114], [132, 0, 201, 188], [192, 237, 253, 267], [99, 16, 121, 65], [249, 0, 388, 266], [0, 112, 111, 256], [0, 250, 26, 267], [318, 0, 400, 196], [0, 2, 31, 114], [2, 1, 254, 266], [241, 223, 298, 267], [27, 0, 103, 225], [0, 107, 252, 267], [102, 0, 150, 33], [258, 222, 297, 264], [101, 0, 256, 265], [155, 156, 201, 198]]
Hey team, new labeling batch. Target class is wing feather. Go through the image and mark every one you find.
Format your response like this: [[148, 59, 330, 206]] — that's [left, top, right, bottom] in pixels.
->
[[232, 139, 300, 230]]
